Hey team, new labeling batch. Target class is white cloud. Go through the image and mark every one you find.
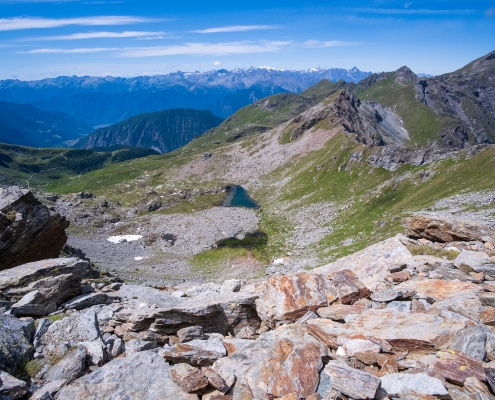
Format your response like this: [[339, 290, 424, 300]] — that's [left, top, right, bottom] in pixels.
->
[[119, 41, 291, 57], [353, 8, 477, 15], [304, 40, 358, 48], [192, 25, 282, 34], [29, 31, 166, 40], [0, 16, 157, 31], [22, 47, 118, 53], [212, 61, 221, 66]]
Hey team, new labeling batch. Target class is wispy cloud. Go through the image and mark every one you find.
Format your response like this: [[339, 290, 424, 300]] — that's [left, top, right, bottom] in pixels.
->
[[192, 25, 282, 34], [353, 8, 477, 15], [119, 41, 291, 57], [304, 40, 359, 48], [22, 47, 118, 53], [486, 7, 495, 17], [27, 31, 166, 40], [0, 16, 157, 31]]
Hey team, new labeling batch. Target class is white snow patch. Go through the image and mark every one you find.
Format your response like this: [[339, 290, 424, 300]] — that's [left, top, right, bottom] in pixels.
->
[[107, 235, 143, 244], [272, 258, 285, 265], [134, 256, 143, 261]]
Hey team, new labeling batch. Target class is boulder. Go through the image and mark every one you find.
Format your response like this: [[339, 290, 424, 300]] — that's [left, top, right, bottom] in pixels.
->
[[314, 237, 415, 291], [254, 272, 337, 329], [318, 361, 380, 400], [178, 326, 204, 343], [402, 212, 495, 242], [30, 379, 67, 400], [40, 309, 102, 360], [113, 288, 260, 336], [454, 250, 491, 269], [394, 278, 482, 301], [202, 367, 226, 391], [0, 314, 34, 374], [378, 372, 448, 397], [124, 338, 156, 355], [171, 363, 208, 393], [447, 325, 495, 361], [433, 350, 486, 385], [62, 293, 111, 310], [78, 341, 106, 366], [0, 258, 92, 316], [0, 186, 69, 270], [55, 350, 198, 399], [44, 347, 86, 383], [0, 370, 28, 399], [213, 324, 328, 400], [160, 338, 227, 366], [306, 308, 466, 352]]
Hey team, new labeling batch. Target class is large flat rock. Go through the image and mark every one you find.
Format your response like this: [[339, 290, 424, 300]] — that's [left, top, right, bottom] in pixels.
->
[[0, 258, 91, 309], [0, 186, 69, 270], [213, 324, 328, 400], [306, 308, 466, 352], [402, 212, 495, 242], [314, 237, 414, 291], [394, 279, 482, 301], [55, 350, 198, 400]]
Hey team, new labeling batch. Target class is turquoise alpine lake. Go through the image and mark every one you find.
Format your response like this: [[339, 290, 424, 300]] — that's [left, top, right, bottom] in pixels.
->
[[221, 185, 259, 209]]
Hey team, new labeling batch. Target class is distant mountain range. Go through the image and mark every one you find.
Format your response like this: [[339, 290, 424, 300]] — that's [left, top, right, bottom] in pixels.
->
[[0, 100, 92, 148], [75, 109, 223, 153], [0, 67, 372, 127]]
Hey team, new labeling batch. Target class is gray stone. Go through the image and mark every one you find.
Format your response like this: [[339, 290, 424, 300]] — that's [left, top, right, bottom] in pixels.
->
[[0, 314, 34, 374], [448, 325, 495, 361], [55, 350, 198, 399], [480, 293, 495, 307], [40, 309, 102, 360], [124, 339, 156, 355], [386, 301, 411, 312], [370, 289, 415, 303], [220, 279, 241, 293], [379, 372, 448, 397], [30, 379, 67, 400], [104, 335, 123, 359], [178, 326, 204, 343], [44, 347, 86, 383], [0, 186, 69, 270], [296, 311, 319, 324], [62, 293, 111, 310], [0, 370, 28, 399], [454, 250, 491, 269], [33, 318, 52, 348], [320, 361, 380, 400], [160, 338, 226, 366], [78, 341, 106, 366], [0, 258, 92, 313]]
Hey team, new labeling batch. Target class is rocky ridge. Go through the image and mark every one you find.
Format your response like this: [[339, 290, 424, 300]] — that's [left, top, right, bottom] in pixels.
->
[[3, 191, 495, 399]]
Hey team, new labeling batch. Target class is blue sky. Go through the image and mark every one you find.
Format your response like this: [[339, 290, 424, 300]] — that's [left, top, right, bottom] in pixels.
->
[[0, 0, 493, 80]]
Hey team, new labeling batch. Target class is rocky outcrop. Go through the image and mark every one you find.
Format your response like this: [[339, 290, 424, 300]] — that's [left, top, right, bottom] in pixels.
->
[[0, 186, 69, 270], [55, 350, 198, 400], [0, 314, 34, 375], [0, 258, 93, 317], [403, 212, 495, 242]]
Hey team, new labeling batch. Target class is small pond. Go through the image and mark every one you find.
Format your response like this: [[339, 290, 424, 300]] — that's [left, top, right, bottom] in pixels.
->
[[221, 185, 260, 209]]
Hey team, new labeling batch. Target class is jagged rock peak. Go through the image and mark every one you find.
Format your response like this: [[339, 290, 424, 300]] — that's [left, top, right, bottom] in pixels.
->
[[394, 66, 418, 84]]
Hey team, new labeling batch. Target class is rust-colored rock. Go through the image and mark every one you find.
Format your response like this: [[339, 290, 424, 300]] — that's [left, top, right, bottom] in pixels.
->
[[402, 212, 495, 243], [394, 279, 482, 301], [202, 367, 226, 391], [390, 270, 410, 283], [317, 304, 368, 321], [171, 363, 208, 393], [480, 307, 495, 326], [327, 270, 371, 305], [255, 272, 337, 328], [0, 186, 69, 270], [433, 350, 486, 385]]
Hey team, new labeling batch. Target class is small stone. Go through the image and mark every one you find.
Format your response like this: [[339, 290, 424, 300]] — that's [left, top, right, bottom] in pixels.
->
[[386, 301, 411, 312], [171, 363, 208, 393], [30, 379, 67, 400], [390, 270, 410, 282], [464, 376, 493, 397], [202, 367, 226, 391], [473, 272, 485, 283], [160, 338, 227, 366], [62, 293, 111, 310], [235, 327, 255, 339], [388, 264, 407, 273], [379, 372, 447, 397], [220, 279, 241, 293], [178, 326, 204, 343], [480, 292, 495, 307], [0, 370, 29, 399], [44, 347, 86, 383], [343, 339, 381, 357], [124, 339, 156, 355], [317, 304, 367, 321], [481, 307, 495, 326]]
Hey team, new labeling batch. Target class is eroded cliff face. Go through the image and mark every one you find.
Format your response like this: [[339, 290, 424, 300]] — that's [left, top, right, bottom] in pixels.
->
[[0, 186, 69, 270]]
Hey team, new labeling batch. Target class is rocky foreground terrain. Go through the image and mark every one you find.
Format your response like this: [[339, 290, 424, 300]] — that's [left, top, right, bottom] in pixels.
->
[[3, 187, 495, 399]]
